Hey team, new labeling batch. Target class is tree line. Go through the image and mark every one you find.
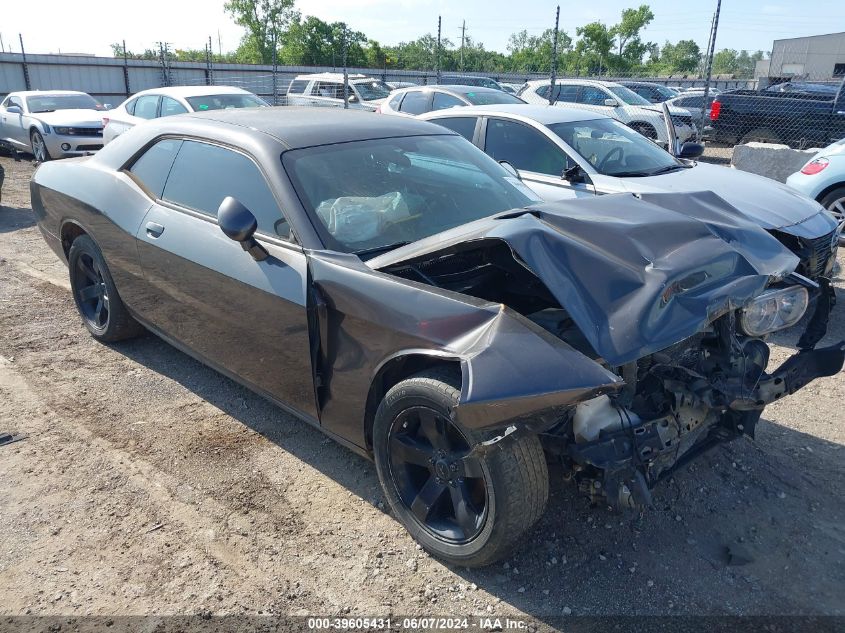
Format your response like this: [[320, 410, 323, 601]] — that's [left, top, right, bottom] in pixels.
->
[[111, 1, 767, 79]]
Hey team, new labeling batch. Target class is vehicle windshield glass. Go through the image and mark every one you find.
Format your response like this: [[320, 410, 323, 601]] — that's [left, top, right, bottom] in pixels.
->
[[284, 135, 539, 255], [462, 91, 525, 105], [607, 86, 651, 106], [26, 94, 101, 113], [654, 85, 679, 99], [549, 117, 681, 177], [185, 93, 267, 111], [354, 80, 392, 101]]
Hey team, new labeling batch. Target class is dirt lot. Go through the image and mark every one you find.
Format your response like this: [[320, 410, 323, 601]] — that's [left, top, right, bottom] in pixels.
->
[[1, 154, 844, 627]]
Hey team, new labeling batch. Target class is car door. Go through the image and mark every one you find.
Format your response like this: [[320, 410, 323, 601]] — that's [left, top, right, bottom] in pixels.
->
[[482, 117, 594, 201], [132, 137, 317, 420], [576, 86, 615, 117], [0, 96, 28, 150]]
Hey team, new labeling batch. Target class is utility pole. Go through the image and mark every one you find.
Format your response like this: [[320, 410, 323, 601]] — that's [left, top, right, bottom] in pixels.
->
[[436, 16, 442, 84], [698, 0, 722, 135], [549, 5, 560, 105], [460, 20, 466, 72]]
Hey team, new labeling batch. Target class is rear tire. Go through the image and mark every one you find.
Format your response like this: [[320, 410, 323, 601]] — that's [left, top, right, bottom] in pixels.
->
[[740, 127, 781, 144], [30, 130, 51, 162], [373, 368, 549, 567], [68, 234, 143, 342]]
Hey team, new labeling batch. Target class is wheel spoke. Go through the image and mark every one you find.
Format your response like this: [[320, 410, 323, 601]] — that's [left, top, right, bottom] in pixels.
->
[[390, 433, 433, 468], [77, 258, 97, 283], [450, 483, 480, 536], [455, 452, 484, 479], [418, 409, 449, 451], [79, 284, 100, 302], [410, 475, 447, 522], [831, 199, 845, 219], [94, 297, 104, 325]]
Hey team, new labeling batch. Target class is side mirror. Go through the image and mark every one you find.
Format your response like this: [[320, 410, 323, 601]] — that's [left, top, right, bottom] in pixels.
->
[[6, 105, 22, 115], [604, 98, 619, 107], [563, 164, 588, 184], [217, 196, 268, 261], [498, 160, 520, 180], [347, 94, 359, 103], [103, 103, 113, 110], [678, 142, 705, 159]]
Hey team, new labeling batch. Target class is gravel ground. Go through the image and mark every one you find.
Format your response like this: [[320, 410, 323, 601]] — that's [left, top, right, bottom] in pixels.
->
[[1, 154, 844, 628]]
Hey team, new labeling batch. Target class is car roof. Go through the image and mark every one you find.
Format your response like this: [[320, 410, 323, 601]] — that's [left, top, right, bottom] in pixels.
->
[[183, 107, 456, 150], [422, 103, 609, 124], [524, 78, 623, 88], [10, 90, 92, 98], [619, 81, 670, 88], [398, 85, 508, 95], [131, 85, 253, 98], [294, 73, 372, 81]]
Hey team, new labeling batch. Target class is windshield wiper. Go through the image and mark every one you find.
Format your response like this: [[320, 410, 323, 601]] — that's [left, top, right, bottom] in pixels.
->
[[33, 109, 56, 113], [649, 164, 692, 175], [354, 241, 411, 259]]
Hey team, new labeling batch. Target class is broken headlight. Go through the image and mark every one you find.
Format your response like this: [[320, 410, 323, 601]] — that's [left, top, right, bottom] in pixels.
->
[[740, 286, 808, 337]]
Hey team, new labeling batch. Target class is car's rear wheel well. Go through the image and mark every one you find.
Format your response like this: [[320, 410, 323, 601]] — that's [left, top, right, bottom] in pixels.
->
[[61, 222, 88, 257], [363, 354, 461, 453], [815, 182, 845, 205]]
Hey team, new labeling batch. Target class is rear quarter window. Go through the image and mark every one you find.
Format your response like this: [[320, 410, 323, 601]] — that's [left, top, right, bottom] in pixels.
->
[[127, 138, 183, 198], [287, 80, 309, 94], [431, 117, 477, 141]]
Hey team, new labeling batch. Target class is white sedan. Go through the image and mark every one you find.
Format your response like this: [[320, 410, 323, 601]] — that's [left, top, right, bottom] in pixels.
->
[[0, 90, 106, 161], [787, 138, 845, 244], [103, 86, 268, 145]]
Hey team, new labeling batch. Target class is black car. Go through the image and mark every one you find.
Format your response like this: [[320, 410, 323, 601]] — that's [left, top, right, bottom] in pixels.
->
[[30, 108, 844, 566]]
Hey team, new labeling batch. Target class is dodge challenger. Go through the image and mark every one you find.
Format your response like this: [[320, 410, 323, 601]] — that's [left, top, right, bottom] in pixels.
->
[[30, 108, 844, 567]]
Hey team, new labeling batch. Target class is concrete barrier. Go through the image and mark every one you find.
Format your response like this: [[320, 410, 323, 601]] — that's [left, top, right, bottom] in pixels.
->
[[731, 142, 821, 183]]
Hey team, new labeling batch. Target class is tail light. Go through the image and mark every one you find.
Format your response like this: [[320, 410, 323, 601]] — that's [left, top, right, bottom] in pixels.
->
[[801, 157, 829, 175], [102, 117, 110, 127], [709, 100, 721, 120]]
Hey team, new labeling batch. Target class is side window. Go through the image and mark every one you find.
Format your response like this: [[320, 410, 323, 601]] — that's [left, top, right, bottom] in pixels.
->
[[160, 97, 188, 117], [535, 85, 549, 99], [398, 91, 430, 115], [432, 117, 477, 141], [388, 93, 404, 109], [134, 95, 160, 120], [287, 80, 309, 94], [579, 87, 608, 106], [313, 82, 343, 99], [8, 96, 24, 110], [484, 119, 568, 177], [679, 96, 704, 108], [432, 92, 465, 111], [551, 85, 578, 103], [128, 138, 183, 198], [125, 98, 137, 115], [162, 140, 289, 238]]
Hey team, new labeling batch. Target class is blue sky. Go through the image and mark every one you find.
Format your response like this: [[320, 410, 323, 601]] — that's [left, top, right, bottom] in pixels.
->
[[4, 0, 845, 58]]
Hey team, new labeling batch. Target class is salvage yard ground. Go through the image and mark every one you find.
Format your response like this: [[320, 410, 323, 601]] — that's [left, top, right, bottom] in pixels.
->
[[0, 154, 844, 623]]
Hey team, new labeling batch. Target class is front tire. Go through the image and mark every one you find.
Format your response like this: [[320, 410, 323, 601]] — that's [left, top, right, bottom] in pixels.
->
[[373, 368, 548, 567], [30, 130, 51, 162], [68, 234, 143, 342]]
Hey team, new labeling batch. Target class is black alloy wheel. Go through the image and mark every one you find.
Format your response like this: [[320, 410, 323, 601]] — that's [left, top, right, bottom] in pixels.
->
[[388, 406, 487, 543], [72, 251, 110, 331]]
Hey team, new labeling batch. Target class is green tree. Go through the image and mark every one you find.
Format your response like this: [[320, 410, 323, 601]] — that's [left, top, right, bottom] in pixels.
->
[[224, 0, 299, 64], [653, 39, 701, 74], [507, 28, 573, 73], [612, 5, 654, 59], [574, 22, 614, 74]]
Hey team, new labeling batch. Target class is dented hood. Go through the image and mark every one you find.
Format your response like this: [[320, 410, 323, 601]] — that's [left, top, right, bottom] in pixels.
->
[[371, 191, 800, 366]]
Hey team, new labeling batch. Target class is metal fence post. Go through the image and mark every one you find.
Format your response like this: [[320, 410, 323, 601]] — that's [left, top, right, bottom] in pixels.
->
[[436, 16, 441, 85], [698, 0, 722, 136], [19, 34, 31, 90], [205, 36, 214, 86], [342, 29, 349, 109], [549, 6, 559, 105], [272, 31, 278, 105], [122, 40, 130, 97]]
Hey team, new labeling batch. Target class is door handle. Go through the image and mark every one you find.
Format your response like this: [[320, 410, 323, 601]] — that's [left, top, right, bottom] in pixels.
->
[[145, 221, 165, 238]]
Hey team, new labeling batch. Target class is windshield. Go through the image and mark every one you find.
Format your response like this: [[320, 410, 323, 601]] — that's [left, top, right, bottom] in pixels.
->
[[549, 118, 682, 177], [463, 90, 525, 105], [654, 85, 679, 99], [354, 80, 392, 101], [185, 93, 267, 111], [607, 86, 652, 106], [26, 94, 101, 113], [284, 135, 539, 255]]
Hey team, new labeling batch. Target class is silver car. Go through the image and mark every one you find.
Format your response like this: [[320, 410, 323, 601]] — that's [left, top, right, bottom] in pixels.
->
[[0, 90, 106, 161], [421, 104, 840, 280], [285, 73, 392, 111]]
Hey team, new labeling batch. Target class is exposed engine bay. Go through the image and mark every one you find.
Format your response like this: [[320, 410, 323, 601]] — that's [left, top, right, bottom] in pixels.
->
[[380, 226, 844, 511]]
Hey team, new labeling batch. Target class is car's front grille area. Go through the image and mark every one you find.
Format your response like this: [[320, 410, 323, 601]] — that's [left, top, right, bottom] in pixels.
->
[[75, 144, 103, 152], [773, 229, 836, 279], [61, 127, 103, 137]]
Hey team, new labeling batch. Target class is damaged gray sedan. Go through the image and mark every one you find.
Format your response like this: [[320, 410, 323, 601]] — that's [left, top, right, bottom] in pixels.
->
[[30, 109, 844, 567]]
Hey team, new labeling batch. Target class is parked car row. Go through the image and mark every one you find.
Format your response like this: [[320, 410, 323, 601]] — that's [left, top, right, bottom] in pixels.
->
[[29, 104, 843, 568]]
